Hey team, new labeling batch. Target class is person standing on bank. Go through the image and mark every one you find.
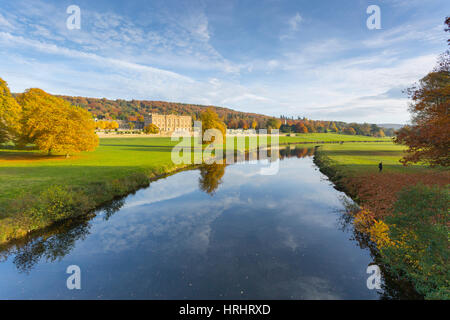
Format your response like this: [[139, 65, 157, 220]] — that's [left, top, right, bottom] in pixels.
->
[[378, 161, 383, 172]]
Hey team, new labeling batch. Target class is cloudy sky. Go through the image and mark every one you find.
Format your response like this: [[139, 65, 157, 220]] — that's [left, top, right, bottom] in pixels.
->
[[0, 0, 448, 123]]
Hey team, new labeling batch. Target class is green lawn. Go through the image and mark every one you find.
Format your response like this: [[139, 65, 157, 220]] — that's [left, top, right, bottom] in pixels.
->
[[0, 134, 390, 212], [0, 137, 189, 215], [316, 142, 440, 176], [279, 133, 391, 144], [0, 133, 396, 243]]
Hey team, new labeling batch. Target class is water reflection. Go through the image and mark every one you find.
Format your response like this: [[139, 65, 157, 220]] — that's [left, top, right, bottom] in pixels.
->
[[337, 198, 423, 300], [0, 198, 126, 274], [0, 147, 420, 299], [0, 147, 328, 274], [199, 163, 226, 195], [199, 146, 316, 195], [0, 217, 92, 274]]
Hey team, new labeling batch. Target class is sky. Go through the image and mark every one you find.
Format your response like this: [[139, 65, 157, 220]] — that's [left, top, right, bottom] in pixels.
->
[[0, 0, 448, 124]]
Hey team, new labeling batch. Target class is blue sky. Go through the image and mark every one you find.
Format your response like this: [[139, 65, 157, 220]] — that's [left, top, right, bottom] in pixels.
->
[[0, 0, 448, 123]]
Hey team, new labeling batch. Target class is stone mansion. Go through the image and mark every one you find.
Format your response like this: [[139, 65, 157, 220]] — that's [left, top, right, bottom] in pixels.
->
[[145, 113, 192, 132], [105, 113, 192, 132]]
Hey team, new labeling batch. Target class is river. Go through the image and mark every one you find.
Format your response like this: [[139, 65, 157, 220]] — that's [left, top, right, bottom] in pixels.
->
[[0, 146, 415, 299]]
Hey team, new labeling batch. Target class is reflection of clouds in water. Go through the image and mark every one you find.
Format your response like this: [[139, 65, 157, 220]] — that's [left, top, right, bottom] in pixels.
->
[[284, 276, 341, 300], [120, 171, 199, 209], [87, 156, 346, 256], [87, 191, 243, 254]]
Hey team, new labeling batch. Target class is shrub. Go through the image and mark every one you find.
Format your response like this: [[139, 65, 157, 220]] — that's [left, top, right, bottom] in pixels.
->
[[28, 186, 92, 226], [382, 184, 449, 299]]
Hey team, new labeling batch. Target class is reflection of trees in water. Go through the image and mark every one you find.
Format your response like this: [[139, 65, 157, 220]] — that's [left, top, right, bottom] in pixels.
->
[[337, 198, 423, 300], [198, 147, 314, 195], [233, 146, 315, 163], [103, 198, 125, 221], [0, 198, 125, 273], [198, 163, 226, 195], [279, 146, 315, 159], [0, 218, 92, 273]]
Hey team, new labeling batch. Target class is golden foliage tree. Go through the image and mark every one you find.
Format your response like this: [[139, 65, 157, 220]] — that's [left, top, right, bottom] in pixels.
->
[[16, 88, 98, 157], [200, 107, 226, 143], [144, 123, 159, 134], [0, 77, 22, 143]]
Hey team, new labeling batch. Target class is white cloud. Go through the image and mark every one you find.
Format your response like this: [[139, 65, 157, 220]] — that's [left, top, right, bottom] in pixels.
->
[[289, 12, 302, 31]]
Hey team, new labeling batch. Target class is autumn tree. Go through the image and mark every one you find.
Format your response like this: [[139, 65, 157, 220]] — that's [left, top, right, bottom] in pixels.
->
[[343, 127, 356, 135], [200, 108, 226, 144], [395, 18, 450, 166], [0, 77, 22, 143], [266, 118, 282, 132], [238, 119, 249, 129], [144, 123, 159, 134], [16, 88, 98, 157], [95, 120, 106, 130]]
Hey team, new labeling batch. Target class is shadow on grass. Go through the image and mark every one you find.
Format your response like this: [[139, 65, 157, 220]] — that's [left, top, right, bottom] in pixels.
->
[[0, 151, 68, 161]]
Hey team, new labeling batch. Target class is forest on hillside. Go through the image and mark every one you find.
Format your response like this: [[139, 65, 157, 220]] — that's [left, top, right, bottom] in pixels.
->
[[57, 95, 394, 136]]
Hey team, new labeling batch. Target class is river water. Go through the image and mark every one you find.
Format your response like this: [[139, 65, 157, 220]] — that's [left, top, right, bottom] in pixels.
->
[[0, 147, 404, 299]]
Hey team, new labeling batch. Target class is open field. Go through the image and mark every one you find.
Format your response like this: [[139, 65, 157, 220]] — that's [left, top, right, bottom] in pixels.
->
[[0, 134, 399, 244], [0, 134, 389, 211], [279, 133, 391, 144], [314, 142, 449, 217], [313, 144, 449, 300], [0, 138, 184, 216]]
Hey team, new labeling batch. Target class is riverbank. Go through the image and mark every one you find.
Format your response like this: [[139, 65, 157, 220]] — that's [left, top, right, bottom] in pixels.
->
[[313, 142, 449, 299], [0, 135, 392, 245]]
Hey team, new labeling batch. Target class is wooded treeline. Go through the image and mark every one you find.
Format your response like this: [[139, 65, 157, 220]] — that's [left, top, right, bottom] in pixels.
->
[[57, 95, 394, 136]]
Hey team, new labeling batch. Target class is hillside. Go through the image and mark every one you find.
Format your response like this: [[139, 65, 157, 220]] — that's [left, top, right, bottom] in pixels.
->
[[57, 95, 270, 124], [56, 95, 392, 136]]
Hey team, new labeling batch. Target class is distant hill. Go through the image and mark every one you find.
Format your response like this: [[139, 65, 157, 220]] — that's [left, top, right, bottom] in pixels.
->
[[56, 95, 272, 125], [378, 123, 404, 130], [43, 94, 392, 136]]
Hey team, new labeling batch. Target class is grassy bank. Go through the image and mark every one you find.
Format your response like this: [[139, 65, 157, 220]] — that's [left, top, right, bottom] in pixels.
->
[[0, 137, 197, 243], [0, 134, 391, 245], [313, 142, 449, 299]]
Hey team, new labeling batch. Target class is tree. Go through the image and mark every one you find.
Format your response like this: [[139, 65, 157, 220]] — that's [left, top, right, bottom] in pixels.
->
[[343, 127, 356, 135], [16, 88, 98, 157], [0, 77, 22, 143], [395, 18, 450, 166], [108, 121, 119, 130], [266, 118, 282, 131], [228, 119, 238, 129], [200, 108, 226, 143], [238, 119, 249, 129], [294, 122, 308, 133], [329, 122, 338, 133], [251, 120, 258, 130], [95, 120, 106, 130], [144, 123, 159, 134]]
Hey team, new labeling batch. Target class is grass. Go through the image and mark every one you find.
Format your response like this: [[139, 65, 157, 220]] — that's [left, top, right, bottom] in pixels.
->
[[315, 142, 440, 176], [314, 142, 449, 204], [0, 138, 184, 216], [0, 133, 391, 243], [313, 142, 449, 300], [279, 133, 391, 144]]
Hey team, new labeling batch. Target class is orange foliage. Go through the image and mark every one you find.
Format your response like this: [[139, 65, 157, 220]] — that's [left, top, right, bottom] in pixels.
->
[[344, 172, 450, 219]]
